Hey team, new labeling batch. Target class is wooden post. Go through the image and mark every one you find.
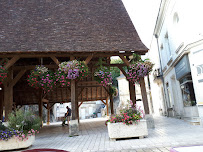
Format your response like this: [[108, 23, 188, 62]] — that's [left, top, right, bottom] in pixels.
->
[[118, 66, 136, 105], [140, 77, 149, 114], [0, 88, 3, 120], [106, 96, 109, 116], [71, 79, 76, 120], [110, 94, 114, 115], [75, 82, 79, 121], [129, 81, 136, 105], [47, 103, 50, 125], [4, 69, 13, 121], [38, 90, 43, 121]]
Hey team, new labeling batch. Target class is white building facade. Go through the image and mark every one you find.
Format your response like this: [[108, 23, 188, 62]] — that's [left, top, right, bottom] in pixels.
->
[[151, 0, 203, 123]]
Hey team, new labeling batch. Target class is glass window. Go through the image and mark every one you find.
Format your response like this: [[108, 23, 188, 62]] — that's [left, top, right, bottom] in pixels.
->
[[166, 82, 173, 108], [180, 75, 196, 106]]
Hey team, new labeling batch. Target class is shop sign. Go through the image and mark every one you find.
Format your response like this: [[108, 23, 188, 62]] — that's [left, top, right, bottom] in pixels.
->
[[175, 55, 191, 80]]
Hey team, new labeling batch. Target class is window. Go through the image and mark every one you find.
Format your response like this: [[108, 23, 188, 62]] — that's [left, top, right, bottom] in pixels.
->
[[173, 12, 179, 25], [166, 82, 173, 108], [180, 75, 196, 106], [165, 32, 172, 59]]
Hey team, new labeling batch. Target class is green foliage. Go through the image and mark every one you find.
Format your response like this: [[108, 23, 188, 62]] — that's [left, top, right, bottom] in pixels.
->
[[0, 123, 7, 131], [109, 86, 118, 97], [110, 58, 127, 86], [8, 109, 41, 134]]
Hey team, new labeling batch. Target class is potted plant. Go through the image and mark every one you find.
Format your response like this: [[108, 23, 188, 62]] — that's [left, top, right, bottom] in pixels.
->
[[0, 110, 41, 151], [106, 100, 148, 140]]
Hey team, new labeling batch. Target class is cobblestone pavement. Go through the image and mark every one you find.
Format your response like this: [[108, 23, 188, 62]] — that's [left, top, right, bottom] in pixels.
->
[[17, 116, 203, 152]]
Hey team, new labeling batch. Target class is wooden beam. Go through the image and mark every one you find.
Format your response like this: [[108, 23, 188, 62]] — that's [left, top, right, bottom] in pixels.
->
[[4, 69, 13, 121], [85, 54, 94, 65], [0, 89, 3, 120], [47, 103, 50, 125], [71, 80, 77, 120], [119, 55, 130, 67], [3, 56, 20, 69], [140, 77, 150, 114], [110, 94, 114, 115], [117, 66, 136, 105], [10, 69, 26, 87], [50, 103, 55, 109], [117, 66, 128, 78], [103, 86, 110, 95], [43, 104, 47, 109], [101, 100, 106, 105], [106, 96, 109, 116], [50, 56, 60, 65], [38, 90, 43, 122], [78, 101, 84, 107], [0, 52, 140, 58], [129, 81, 136, 105]]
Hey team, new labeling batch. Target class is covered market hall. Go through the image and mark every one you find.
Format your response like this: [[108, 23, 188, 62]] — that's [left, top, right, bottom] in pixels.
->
[[0, 0, 149, 135]]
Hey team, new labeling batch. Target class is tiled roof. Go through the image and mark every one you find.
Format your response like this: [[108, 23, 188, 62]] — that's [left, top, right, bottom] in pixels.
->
[[0, 0, 148, 53]]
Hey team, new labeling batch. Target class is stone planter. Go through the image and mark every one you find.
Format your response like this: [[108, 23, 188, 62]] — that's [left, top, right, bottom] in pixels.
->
[[107, 119, 148, 140], [0, 135, 35, 151]]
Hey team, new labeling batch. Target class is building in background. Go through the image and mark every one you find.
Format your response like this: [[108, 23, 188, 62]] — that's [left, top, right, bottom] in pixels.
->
[[149, 0, 203, 124]]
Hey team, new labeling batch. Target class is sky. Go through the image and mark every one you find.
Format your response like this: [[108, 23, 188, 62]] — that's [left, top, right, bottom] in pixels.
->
[[122, 0, 161, 48]]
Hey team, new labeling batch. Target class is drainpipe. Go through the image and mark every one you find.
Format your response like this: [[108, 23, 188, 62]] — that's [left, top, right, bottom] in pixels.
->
[[155, 35, 168, 116]]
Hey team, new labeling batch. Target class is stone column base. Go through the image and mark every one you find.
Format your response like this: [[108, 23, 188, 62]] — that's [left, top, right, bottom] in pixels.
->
[[145, 114, 155, 129], [69, 119, 79, 136]]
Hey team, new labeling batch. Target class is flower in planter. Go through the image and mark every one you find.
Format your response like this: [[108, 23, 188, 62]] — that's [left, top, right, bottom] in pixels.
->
[[0, 110, 41, 141], [106, 100, 144, 125], [94, 66, 113, 87]]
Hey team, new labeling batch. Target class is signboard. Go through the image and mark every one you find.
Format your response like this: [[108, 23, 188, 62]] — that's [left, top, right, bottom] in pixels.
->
[[175, 55, 191, 80]]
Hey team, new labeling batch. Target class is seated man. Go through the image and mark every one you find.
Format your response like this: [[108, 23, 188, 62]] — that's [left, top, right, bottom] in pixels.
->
[[62, 106, 71, 126]]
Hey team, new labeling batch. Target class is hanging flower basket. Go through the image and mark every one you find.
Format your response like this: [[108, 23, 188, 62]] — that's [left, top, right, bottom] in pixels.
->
[[57, 60, 88, 82], [126, 61, 153, 84], [55, 71, 71, 87], [0, 59, 8, 86], [27, 66, 56, 92], [0, 66, 8, 86], [94, 66, 113, 87]]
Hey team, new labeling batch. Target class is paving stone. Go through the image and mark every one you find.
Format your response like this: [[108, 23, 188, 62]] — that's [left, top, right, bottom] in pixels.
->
[[24, 116, 203, 152]]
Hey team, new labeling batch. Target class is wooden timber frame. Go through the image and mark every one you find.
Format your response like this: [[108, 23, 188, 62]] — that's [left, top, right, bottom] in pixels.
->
[[0, 0, 149, 127], [0, 53, 149, 123]]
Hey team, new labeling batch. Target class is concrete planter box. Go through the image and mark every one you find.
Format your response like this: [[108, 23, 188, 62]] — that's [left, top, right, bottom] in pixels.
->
[[107, 119, 148, 140], [0, 135, 35, 151]]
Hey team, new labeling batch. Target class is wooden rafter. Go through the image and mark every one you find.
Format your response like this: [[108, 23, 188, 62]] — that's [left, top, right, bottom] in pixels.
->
[[117, 66, 128, 78], [50, 56, 60, 65], [78, 100, 84, 107], [103, 86, 110, 95], [85, 54, 94, 65], [101, 100, 106, 105], [10, 69, 26, 87], [119, 55, 130, 67], [3, 56, 20, 69]]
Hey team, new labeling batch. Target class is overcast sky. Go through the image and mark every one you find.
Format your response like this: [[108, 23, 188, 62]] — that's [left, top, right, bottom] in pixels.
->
[[122, 0, 161, 48]]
